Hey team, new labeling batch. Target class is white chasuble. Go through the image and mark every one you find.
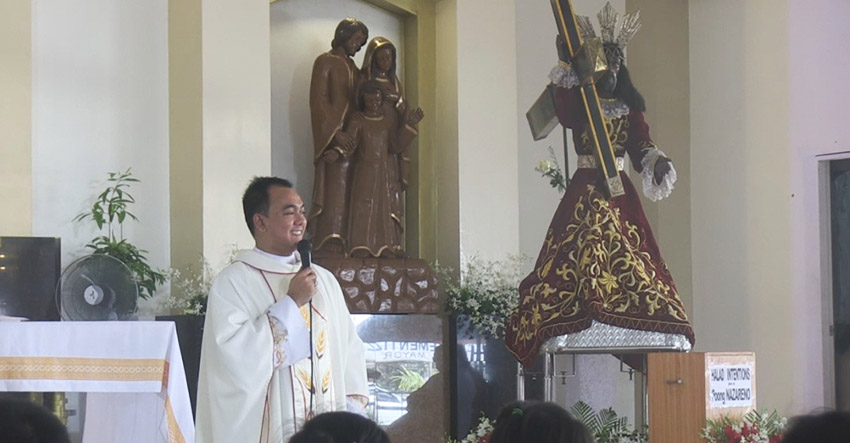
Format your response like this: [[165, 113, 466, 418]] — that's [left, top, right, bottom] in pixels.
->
[[195, 250, 368, 443]]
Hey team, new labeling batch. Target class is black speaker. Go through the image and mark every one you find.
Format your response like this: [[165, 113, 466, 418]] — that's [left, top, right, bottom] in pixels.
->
[[0, 237, 61, 321], [156, 314, 205, 417]]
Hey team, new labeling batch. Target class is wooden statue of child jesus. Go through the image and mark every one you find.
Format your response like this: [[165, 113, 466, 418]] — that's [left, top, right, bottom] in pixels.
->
[[343, 80, 424, 258]]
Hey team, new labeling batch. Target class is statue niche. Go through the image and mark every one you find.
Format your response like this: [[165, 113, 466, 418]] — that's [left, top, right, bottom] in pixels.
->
[[308, 22, 436, 314]]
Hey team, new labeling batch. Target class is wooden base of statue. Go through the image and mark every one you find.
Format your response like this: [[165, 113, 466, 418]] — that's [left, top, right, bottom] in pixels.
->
[[314, 256, 439, 314], [648, 352, 756, 443]]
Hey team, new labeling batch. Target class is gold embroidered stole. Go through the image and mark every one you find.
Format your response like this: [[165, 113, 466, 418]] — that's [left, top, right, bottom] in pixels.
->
[[290, 296, 335, 422]]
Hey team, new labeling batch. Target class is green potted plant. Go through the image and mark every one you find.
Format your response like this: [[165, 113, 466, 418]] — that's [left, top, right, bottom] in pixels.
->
[[570, 401, 648, 443], [74, 168, 166, 299]]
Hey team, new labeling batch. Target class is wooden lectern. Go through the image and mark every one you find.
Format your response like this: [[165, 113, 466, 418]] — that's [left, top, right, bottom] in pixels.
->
[[648, 352, 756, 443]]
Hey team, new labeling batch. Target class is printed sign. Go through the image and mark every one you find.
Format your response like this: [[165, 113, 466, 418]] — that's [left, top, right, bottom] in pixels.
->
[[708, 363, 755, 408], [365, 341, 437, 363]]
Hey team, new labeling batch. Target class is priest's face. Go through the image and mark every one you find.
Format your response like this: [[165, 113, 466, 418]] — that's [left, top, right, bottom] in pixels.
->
[[255, 185, 307, 256]]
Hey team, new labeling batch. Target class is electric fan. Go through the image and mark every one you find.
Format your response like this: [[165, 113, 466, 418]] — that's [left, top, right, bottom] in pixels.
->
[[55, 254, 139, 321]]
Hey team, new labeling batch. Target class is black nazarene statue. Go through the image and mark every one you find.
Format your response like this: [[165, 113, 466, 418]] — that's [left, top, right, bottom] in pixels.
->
[[507, 2, 695, 368]]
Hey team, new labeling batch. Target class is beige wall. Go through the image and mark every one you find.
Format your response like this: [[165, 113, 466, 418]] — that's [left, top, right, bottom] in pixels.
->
[[0, 1, 32, 235], [690, 0, 796, 412], [169, 0, 204, 276], [455, 0, 519, 262], [200, 0, 273, 269], [435, 0, 461, 268]]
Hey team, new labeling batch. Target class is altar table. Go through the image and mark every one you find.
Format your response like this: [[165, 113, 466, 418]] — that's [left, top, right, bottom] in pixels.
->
[[0, 321, 195, 443]]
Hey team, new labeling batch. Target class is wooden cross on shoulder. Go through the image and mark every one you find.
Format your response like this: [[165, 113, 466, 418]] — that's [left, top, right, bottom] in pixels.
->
[[526, 0, 625, 198]]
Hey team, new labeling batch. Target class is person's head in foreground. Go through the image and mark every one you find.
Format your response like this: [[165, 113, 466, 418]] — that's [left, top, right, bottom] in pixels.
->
[[489, 401, 593, 443], [781, 410, 850, 443], [0, 397, 71, 443], [288, 411, 390, 443]]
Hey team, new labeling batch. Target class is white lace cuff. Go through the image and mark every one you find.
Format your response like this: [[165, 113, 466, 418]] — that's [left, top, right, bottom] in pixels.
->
[[640, 148, 677, 202], [549, 61, 580, 89], [267, 297, 310, 368]]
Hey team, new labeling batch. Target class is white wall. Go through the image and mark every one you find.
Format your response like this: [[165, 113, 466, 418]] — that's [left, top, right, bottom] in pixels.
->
[[455, 0, 520, 262], [31, 0, 170, 315], [788, 0, 850, 410], [690, 0, 797, 412], [270, 0, 403, 205], [201, 0, 273, 269]]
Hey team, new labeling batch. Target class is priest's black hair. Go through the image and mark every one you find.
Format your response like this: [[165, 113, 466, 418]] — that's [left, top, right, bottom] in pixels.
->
[[242, 176, 294, 236]]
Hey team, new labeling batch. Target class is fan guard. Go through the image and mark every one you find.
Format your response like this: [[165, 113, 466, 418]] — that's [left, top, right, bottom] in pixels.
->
[[55, 254, 139, 321]]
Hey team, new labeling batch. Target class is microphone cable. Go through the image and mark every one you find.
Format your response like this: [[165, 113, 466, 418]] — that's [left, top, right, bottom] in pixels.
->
[[309, 299, 314, 417]]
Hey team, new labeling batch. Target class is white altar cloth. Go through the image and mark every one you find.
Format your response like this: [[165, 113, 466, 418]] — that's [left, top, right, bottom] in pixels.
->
[[0, 321, 194, 443]]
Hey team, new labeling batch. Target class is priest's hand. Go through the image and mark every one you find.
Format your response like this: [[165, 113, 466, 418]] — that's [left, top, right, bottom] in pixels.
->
[[288, 268, 317, 307]]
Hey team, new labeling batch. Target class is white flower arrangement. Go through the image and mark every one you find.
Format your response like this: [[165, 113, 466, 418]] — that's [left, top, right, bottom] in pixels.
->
[[163, 257, 213, 315], [446, 415, 493, 443], [440, 255, 529, 339]]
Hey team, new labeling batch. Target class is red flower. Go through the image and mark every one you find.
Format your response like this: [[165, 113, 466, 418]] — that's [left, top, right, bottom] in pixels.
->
[[768, 434, 782, 443], [723, 425, 741, 442]]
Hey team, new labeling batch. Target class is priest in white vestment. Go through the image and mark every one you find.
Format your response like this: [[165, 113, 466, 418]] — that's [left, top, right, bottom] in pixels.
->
[[195, 177, 369, 443]]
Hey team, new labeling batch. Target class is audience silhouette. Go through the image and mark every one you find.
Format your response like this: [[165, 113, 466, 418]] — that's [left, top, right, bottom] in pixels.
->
[[289, 411, 390, 443], [489, 401, 593, 443], [0, 397, 70, 443]]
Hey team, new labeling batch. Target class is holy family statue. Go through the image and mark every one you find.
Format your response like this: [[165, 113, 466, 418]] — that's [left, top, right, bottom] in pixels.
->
[[308, 18, 424, 260], [306, 18, 437, 315]]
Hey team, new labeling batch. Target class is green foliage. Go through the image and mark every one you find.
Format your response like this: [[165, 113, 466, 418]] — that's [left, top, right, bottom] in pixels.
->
[[390, 366, 426, 393], [74, 168, 165, 299], [570, 401, 647, 443]]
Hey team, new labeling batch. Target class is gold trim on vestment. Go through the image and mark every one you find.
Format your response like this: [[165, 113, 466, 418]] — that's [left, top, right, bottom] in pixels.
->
[[0, 357, 167, 384]]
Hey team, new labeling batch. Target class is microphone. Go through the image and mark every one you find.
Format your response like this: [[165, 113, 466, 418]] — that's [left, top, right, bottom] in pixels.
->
[[296, 238, 315, 415], [297, 239, 312, 269]]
